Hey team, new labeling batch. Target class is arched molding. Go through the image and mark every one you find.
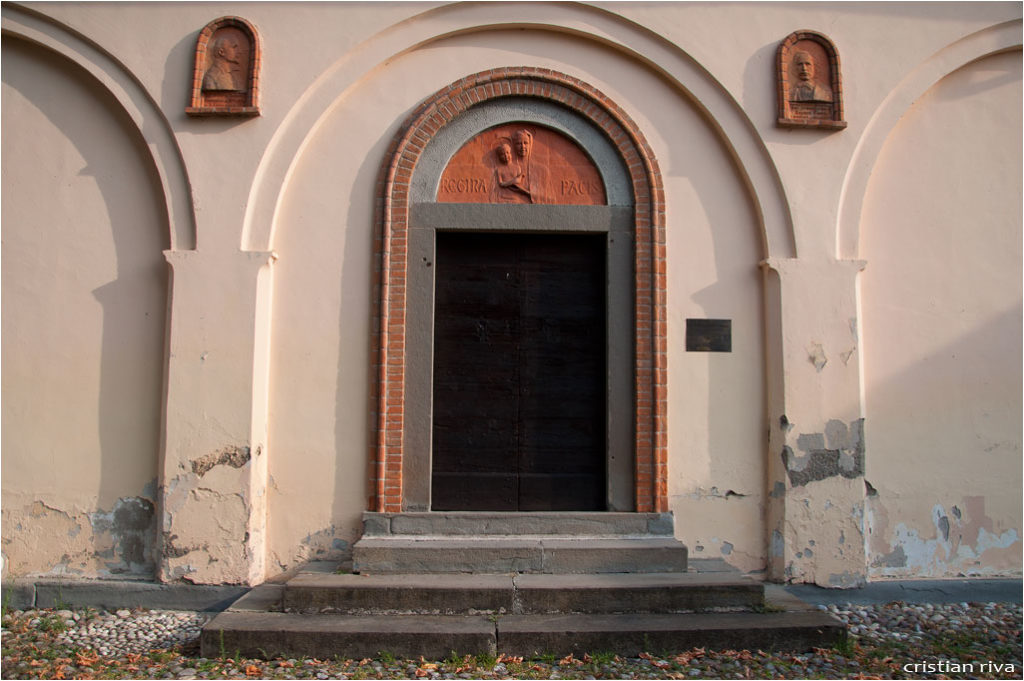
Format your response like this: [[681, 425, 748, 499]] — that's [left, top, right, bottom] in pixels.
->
[[837, 20, 1022, 259], [1, 4, 197, 251], [243, 1, 794, 260], [373, 67, 667, 513]]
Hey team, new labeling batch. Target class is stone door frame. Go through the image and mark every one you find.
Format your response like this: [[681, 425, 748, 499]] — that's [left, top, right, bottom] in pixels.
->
[[372, 67, 667, 513]]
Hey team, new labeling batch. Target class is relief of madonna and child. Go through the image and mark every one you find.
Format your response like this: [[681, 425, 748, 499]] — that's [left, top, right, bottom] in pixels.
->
[[438, 124, 605, 205]]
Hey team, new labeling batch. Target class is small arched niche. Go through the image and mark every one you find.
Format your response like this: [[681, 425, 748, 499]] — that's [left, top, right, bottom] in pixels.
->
[[186, 16, 261, 116], [776, 30, 846, 129]]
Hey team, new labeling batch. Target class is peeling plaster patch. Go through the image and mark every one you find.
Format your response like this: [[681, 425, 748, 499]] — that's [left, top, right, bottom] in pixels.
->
[[162, 533, 189, 559], [191, 446, 251, 477], [90, 497, 156, 573], [840, 348, 856, 365], [160, 471, 253, 583], [783, 419, 865, 487], [3, 494, 155, 579], [770, 481, 786, 498], [876, 503, 1021, 577], [684, 486, 750, 500], [871, 544, 908, 568], [937, 513, 951, 542], [807, 342, 827, 372], [293, 526, 350, 564], [170, 564, 198, 580], [771, 530, 784, 557], [828, 571, 865, 588], [780, 415, 793, 432], [951, 506, 962, 520], [721, 541, 734, 556], [865, 480, 878, 497], [976, 527, 1019, 553]]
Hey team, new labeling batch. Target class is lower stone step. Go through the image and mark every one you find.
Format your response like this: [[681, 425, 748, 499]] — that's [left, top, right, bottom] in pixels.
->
[[282, 572, 763, 614], [352, 537, 688, 574], [201, 612, 494, 660], [201, 610, 845, 660], [496, 612, 846, 658]]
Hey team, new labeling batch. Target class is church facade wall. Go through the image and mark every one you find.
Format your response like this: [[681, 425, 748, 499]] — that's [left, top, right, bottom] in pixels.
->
[[2, 1, 1020, 587]]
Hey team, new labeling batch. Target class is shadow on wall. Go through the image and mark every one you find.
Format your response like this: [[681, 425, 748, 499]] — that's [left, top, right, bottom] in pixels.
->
[[2, 38, 168, 577], [330, 99, 405, 556], [664, 75, 767, 571]]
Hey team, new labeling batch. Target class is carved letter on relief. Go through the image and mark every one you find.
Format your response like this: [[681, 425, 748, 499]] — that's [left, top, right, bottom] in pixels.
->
[[777, 30, 845, 130], [439, 124, 606, 205], [187, 17, 261, 116]]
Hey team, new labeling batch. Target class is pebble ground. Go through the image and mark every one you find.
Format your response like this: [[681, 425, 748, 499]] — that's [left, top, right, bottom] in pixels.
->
[[2, 601, 1020, 679]]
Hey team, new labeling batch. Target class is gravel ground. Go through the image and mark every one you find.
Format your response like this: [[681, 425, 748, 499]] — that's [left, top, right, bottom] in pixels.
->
[[2, 601, 1020, 679]]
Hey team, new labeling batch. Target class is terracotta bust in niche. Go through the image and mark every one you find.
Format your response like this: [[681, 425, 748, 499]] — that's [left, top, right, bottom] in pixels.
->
[[790, 50, 833, 103], [202, 32, 245, 91], [777, 30, 845, 129], [187, 17, 260, 116], [440, 124, 604, 205]]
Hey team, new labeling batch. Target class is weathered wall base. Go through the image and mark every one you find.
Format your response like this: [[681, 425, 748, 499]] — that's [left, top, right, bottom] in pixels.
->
[[158, 251, 275, 585], [1, 491, 157, 580], [868, 493, 1022, 579], [764, 259, 868, 587]]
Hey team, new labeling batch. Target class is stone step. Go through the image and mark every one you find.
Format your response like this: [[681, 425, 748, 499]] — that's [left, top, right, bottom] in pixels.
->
[[361, 511, 676, 537], [201, 610, 845, 660], [495, 611, 846, 658], [201, 612, 493, 660], [352, 537, 689, 574], [282, 572, 763, 614]]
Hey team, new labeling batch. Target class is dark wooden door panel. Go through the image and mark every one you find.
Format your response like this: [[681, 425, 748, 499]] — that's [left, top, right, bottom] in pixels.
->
[[518, 473, 605, 511], [432, 473, 517, 511], [432, 232, 606, 511]]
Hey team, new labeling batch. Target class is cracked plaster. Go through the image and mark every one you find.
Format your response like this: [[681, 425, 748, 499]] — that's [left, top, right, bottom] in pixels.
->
[[1, 494, 156, 579]]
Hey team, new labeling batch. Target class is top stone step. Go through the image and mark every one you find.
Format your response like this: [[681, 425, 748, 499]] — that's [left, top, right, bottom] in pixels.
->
[[362, 512, 676, 537]]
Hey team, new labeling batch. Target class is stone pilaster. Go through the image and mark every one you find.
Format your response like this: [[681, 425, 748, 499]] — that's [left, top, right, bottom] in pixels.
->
[[158, 250, 275, 585], [762, 257, 867, 587]]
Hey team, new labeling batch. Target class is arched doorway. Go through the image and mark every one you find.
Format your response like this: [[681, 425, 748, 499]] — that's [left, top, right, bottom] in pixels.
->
[[372, 68, 667, 514]]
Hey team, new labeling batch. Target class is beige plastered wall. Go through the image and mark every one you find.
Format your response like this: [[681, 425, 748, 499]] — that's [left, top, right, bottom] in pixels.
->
[[2, 1, 1020, 586], [1, 38, 169, 578], [861, 50, 1023, 579]]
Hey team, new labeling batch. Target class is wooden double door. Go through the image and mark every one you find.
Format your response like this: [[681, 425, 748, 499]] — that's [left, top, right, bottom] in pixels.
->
[[431, 232, 607, 511]]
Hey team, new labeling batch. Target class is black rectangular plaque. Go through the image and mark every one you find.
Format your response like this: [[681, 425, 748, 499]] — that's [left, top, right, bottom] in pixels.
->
[[686, 319, 732, 352]]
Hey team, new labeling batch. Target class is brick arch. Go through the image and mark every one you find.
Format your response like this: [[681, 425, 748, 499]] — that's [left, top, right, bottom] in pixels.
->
[[372, 67, 666, 513]]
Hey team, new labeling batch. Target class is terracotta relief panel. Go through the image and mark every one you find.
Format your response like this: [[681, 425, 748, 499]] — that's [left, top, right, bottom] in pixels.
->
[[777, 30, 846, 130], [438, 124, 606, 205], [187, 17, 260, 116]]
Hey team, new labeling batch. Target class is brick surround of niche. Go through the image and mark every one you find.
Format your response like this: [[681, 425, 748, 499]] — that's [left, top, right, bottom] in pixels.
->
[[372, 67, 667, 513], [186, 16, 261, 116]]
